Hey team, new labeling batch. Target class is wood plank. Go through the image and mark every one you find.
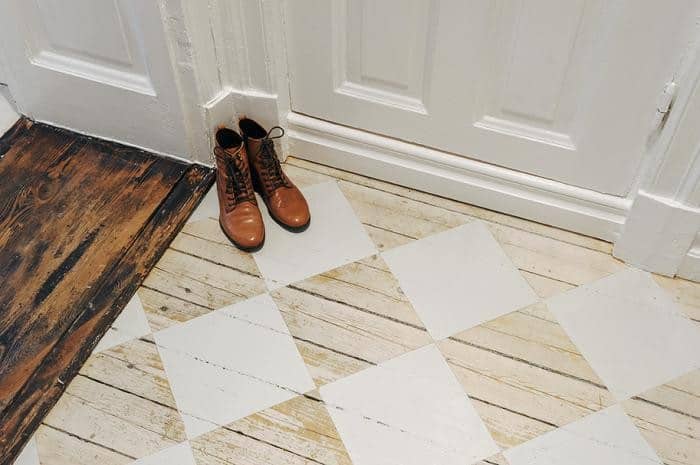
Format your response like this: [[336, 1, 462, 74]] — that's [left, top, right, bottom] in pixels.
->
[[0, 129, 183, 410], [42, 376, 184, 459], [191, 393, 352, 465], [437, 303, 615, 448], [653, 275, 700, 327], [272, 256, 431, 387], [33, 425, 131, 465], [622, 370, 700, 465], [284, 161, 622, 291], [0, 119, 214, 463]]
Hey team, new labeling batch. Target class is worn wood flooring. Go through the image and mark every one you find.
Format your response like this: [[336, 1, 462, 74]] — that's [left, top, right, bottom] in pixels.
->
[[10, 154, 699, 465], [0, 118, 214, 464]]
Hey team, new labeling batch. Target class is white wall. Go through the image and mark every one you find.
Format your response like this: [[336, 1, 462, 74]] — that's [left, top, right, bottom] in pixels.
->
[[174, 0, 288, 160], [0, 86, 19, 136]]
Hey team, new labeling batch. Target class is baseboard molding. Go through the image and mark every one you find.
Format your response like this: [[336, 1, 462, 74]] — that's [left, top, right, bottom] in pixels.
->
[[205, 87, 280, 135], [613, 191, 700, 276], [287, 112, 629, 242], [678, 245, 700, 281], [203, 87, 288, 161]]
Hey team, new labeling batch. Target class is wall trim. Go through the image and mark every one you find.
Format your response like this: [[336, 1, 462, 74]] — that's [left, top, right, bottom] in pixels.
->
[[204, 87, 280, 135], [613, 40, 700, 278], [287, 112, 630, 242], [614, 190, 700, 276], [678, 242, 700, 281]]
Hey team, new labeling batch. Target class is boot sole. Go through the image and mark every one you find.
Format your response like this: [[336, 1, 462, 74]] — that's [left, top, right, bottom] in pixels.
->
[[218, 220, 265, 252]]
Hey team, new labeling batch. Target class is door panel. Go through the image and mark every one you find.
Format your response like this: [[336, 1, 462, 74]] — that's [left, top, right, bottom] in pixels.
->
[[0, 0, 186, 155], [338, 0, 434, 113], [287, 0, 698, 195]]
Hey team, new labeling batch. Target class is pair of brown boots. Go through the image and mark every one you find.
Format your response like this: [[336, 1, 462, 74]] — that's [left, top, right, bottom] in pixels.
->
[[214, 118, 310, 251]]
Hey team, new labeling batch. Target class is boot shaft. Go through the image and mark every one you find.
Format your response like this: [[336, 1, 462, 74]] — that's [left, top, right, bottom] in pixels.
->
[[239, 118, 291, 197], [214, 128, 256, 211]]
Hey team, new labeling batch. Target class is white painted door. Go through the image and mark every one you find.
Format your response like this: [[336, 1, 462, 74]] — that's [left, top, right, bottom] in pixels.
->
[[0, 0, 187, 156], [286, 0, 698, 195]]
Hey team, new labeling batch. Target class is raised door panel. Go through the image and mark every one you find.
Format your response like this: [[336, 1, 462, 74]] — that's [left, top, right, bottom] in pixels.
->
[[23, 0, 154, 94], [287, 0, 698, 195], [473, 0, 587, 151], [0, 0, 187, 156], [336, 0, 434, 113], [36, 0, 133, 65]]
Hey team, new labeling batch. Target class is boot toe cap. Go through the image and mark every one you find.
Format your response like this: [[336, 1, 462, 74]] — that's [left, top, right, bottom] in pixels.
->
[[269, 188, 311, 230], [220, 203, 265, 250]]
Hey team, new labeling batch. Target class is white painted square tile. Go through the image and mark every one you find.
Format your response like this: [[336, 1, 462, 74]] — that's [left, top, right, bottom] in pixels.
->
[[130, 442, 197, 465], [94, 293, 151, 353], [548, 268, 700, 401], [253, 181, 376, 290], [320, 345, 499, 465], [382, 221, 538, 340], [154, 294, 315, 438], [504, 405, 663, 465]]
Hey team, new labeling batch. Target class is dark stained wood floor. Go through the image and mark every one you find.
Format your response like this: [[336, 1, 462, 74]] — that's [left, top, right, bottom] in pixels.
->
[[0, 118, 214, 464]]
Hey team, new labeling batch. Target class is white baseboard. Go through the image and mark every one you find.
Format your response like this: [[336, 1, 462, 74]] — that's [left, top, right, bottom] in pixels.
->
[[287, 112, 630, 242], [205, 87, 280, 135], [203, 87, 286, 163], [678, 245, 700, 281], [614, 191, 700, 277]]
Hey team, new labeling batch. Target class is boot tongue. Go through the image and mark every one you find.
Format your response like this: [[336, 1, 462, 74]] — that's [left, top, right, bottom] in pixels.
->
[[246, 137, 264, 160]]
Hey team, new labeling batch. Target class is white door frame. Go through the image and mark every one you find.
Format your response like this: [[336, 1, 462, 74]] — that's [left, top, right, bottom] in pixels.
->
[[613, 44, 700, 278]]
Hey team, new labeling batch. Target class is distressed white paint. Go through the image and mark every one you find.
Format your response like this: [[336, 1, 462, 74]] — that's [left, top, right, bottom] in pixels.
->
[[178, 0, 288, 158], [132, 442, 197, 465], [504, 406, 664, 465], [154, 293, 315, 438]]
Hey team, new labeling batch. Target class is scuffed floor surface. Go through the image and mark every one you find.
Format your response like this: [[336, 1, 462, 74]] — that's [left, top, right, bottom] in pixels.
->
[[14, 158, 700, 465]]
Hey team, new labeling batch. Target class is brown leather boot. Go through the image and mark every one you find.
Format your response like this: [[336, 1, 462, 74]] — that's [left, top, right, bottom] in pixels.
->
[[239, 118, 310, 231], [213, 127, 265, 251]]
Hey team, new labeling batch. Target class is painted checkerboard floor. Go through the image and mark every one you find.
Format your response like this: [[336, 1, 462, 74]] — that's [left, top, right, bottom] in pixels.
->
[[15, 159, 700, 465]]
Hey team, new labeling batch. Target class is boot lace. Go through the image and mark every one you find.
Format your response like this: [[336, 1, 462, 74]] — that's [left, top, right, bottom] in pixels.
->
[[222, 153, 254, 211], [257, 126, 289, 191]]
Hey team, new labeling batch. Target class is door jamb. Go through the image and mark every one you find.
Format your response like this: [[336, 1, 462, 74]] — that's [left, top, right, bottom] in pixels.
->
[[613, 44, 700, 277]]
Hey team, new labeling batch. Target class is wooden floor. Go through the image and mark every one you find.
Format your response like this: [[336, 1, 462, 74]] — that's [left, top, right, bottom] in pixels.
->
[[11, 154, 699, 465], [0, 118, 214, 463]]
